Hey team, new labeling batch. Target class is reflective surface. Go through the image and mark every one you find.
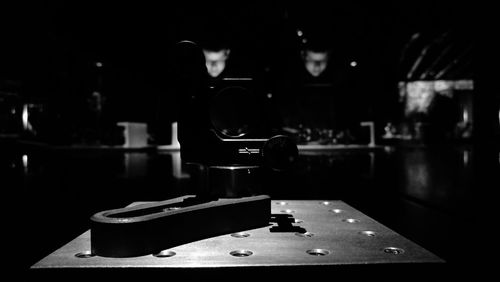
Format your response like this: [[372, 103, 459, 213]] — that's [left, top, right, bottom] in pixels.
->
[[2, 140, 497, 271], [32, 200, 442, 273]]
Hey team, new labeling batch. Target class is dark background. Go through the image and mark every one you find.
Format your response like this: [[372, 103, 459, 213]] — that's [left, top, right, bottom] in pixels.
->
[[2, 0, 496, 276], [1, 1, 476, 126]]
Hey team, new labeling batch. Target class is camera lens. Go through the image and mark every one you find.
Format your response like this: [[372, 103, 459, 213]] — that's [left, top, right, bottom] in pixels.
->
[[210, 86, 260, 138]]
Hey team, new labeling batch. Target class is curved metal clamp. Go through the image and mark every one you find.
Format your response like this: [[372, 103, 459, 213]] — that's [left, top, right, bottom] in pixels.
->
[[91, 195, 270, 257]]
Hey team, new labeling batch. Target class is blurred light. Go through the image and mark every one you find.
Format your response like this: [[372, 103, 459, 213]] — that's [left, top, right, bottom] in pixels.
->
[[463, 110, 469, 123], [22, 154, 28, 172], [22, 104, 29, 131], [350, 61, 357, 67], [267, 93, 273, 99], [95, 61, 103, 68], [463, 150, 469, 166], [384, 146, 395, 154], [296, 30, 303, 37], [301, 38, 307, 44]]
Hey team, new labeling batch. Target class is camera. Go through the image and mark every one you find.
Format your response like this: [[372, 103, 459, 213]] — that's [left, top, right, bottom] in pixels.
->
[[173, 41, 298, 198], [90, 41, 298, 258]]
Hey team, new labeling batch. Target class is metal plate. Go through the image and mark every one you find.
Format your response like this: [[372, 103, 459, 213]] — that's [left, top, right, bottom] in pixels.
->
[[32, 200, 443, 269]]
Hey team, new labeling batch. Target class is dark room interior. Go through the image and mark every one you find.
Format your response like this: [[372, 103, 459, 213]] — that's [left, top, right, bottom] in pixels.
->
[[1, 1, 494, 279]]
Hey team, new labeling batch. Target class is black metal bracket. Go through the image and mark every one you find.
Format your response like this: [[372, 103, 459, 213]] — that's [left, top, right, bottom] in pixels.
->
[[90, 195, 271, 257]]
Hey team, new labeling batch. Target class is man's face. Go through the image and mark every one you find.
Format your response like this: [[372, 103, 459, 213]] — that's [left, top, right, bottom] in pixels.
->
[[302, 50, 329, 77], [203, 49, 230, 78]]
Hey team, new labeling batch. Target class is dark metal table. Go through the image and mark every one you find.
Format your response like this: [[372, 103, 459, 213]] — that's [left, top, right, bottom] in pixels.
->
[[32, 199, 442, 274]]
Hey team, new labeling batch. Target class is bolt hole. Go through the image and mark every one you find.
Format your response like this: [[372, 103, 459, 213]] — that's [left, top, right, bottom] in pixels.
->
[[329, 209, 343, 214], [75, 251, 95, 258], [359, 231, 376, 237], [306, 249, 330, 256], [153, 250, 176, 258], [275, 201, 288, 206], [342, 218, 360, 223], [231, 232, 250, 238], [383, 247, 405, 255], [230, 250, 253, 257]]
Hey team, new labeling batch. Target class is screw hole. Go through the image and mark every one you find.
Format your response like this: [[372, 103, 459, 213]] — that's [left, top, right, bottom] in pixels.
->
[[231, 232, 250, 238], [153, 250, 176, 258], [230, 250, 253, 257], [342, 218, 360, 223], [329, 209, 343, 214], [306, 249, 330, 256], [383, 247, 405, 255], [359, 231, 376, 237], [75, 251, 95, 258]]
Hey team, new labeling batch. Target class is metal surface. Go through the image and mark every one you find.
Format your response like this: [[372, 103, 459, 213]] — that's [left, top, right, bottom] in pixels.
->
[[32, 200, 443, 270], [208, 166, 262, 197]]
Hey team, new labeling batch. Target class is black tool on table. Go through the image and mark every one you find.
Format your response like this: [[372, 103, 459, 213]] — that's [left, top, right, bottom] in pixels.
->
[[90, 41, 298, 258]]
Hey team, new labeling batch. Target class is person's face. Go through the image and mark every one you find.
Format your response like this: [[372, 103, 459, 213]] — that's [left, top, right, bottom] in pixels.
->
[[203, 49, 230, 78], [302, 50, 329, 77]]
